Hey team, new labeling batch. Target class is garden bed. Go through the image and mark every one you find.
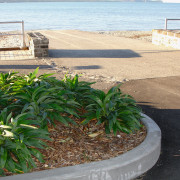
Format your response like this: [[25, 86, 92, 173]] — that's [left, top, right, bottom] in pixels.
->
[[2, 114, 161, 180], [4, 117, 146, 176], [0, 68, 146, 177]]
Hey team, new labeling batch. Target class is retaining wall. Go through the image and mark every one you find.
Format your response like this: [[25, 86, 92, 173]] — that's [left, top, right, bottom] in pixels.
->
[[152, 29, 180, 49], [27, 32, 49, 57]]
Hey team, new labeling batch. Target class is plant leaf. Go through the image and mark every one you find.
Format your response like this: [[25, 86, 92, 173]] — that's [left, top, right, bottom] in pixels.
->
[[0, 147, 7, 168]]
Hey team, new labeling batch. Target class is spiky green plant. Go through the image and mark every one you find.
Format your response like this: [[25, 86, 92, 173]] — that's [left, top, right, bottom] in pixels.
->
[[60, 74, 95, 104], [0, 109, 50, 176], [0, 68, 143, 176], [0, 71, 19, 93], [82, 85, 142, 134], [14, 84, 80, 128]]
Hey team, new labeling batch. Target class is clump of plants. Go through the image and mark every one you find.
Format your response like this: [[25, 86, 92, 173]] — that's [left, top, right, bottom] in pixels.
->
[[0, 68, 142, 176]]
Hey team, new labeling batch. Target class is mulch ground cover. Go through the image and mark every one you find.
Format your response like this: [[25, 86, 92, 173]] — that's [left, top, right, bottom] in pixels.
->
[[4, 119, 146, 176], [32, 120, 146, 173]]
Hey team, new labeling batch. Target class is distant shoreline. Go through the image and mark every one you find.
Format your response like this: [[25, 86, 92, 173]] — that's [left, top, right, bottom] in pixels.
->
[[0, 0, 162, 3]]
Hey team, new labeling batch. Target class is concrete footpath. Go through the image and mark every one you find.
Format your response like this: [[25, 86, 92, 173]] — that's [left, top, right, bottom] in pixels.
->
[[0, 30, 180, 179], [40, 30, 180, 82]]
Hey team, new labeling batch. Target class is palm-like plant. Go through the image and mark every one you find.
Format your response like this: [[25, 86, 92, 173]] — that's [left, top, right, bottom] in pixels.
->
[[0, 109, 50, 176], [82, 85, 142, 134], [0, 90, 12, 110], [14, 84, 80, 128], [61, 74, 95, 104], [0, 68, 143, 176], [0, 71, 19, 93]]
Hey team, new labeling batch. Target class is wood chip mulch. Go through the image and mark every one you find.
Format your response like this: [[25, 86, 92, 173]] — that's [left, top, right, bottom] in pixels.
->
[[4, 117, 146, 176], [32, 120, 147, 172]]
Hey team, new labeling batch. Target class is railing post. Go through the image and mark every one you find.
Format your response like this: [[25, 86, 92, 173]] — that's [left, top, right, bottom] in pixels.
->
[[0, 21, 27, 49], [21, 20, 26, 49], [165, 18, 168, 30]]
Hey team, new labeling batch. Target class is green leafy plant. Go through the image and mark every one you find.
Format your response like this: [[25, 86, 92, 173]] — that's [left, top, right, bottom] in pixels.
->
[[82, 85, 142, 134], [0, 90, 11, 110], [0, 71, 19, 93], [61, 74, 95, 104], [0, 68, 55, 95], [0, 109, 50, 176], [0, 69, 80, 128], [0, 68, 143, 176], [14, 84, 80, 128], [8, 68, 45, 94]]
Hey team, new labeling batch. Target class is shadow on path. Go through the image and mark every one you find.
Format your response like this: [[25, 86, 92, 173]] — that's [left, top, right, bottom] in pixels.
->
[[0, 65, 51, 70], [49, 49, 141, 58], [139, 50, 180, 54], [139, 104, 180, 180], [121, 77, 180, 180], [72, 65, 102, 70], [0, 70, 8, 73]]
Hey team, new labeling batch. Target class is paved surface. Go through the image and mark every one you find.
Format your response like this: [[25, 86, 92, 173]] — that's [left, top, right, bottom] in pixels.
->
[[121, 76, 180, 180], [0, 50, 33, 60], [0, 58, 54, 75], [0, 30, 180, 179], [40, 30, 180, 82]]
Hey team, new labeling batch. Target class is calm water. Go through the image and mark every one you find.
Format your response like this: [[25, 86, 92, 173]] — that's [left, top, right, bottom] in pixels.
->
[[0, 2, 180, 31]]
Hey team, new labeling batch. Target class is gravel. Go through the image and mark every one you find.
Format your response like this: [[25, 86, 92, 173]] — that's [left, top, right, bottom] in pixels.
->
[[97, 31, 152, 42], [0, 32, 22, 48]]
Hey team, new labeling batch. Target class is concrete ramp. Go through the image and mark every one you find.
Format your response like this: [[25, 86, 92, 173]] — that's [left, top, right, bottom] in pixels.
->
[[40, 30, 180, 82]]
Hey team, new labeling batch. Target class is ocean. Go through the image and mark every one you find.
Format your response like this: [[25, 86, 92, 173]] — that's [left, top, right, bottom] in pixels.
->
[[0, 2, 180, 32]]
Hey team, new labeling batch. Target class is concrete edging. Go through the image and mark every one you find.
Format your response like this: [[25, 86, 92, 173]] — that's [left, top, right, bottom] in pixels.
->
[[2, 113, 161, 180]]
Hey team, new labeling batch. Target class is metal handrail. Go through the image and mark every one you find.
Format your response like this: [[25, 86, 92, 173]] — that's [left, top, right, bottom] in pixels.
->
[[165, 18, 180, 30], [0, 21, 25, 48]]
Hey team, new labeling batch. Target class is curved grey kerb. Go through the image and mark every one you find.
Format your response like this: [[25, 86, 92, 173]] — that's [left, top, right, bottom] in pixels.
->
[[2, 113, 161, 180]]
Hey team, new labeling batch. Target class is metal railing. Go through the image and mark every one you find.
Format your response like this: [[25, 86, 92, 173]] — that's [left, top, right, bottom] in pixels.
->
[[165, 18, 180, 30], [0, 21, 26, 48]]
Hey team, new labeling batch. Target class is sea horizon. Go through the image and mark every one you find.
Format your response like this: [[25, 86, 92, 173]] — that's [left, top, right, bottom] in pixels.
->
[[0, 0, 163, 3], [0, 2, 180, 32]]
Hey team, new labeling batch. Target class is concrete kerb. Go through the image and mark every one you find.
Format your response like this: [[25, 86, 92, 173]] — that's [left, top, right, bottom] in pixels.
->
[[2, 113, 161, 180]]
